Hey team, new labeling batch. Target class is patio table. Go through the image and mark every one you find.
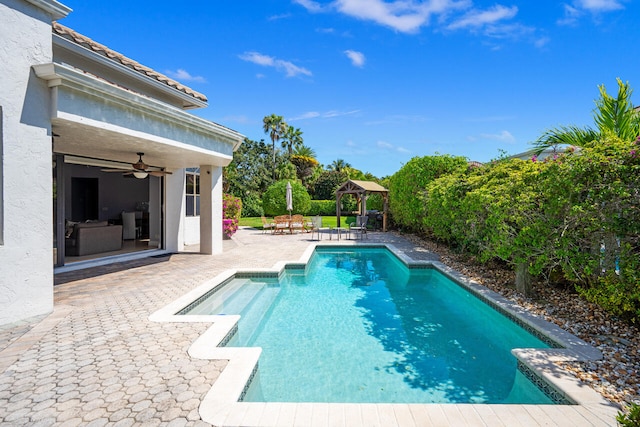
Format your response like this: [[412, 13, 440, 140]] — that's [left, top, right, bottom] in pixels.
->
[[329, 226, 347, 240]]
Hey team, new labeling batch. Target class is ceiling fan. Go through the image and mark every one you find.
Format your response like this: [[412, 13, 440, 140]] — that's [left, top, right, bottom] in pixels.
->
[[101, 152, 172, 178]]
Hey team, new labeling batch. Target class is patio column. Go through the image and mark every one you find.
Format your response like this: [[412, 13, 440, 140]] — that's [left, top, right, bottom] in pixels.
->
[[199, 165, 223, 255]]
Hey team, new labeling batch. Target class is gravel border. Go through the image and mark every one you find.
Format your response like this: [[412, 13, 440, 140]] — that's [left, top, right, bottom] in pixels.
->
[[402, 232, 640, 407]]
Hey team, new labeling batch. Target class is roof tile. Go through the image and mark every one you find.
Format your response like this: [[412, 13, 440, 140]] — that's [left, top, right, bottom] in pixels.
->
[[52, 22, 208, 104]]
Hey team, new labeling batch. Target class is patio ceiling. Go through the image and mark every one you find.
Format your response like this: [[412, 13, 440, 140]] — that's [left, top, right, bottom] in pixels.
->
[[36, 62, 244, 170], [52, 117, 234, 170]]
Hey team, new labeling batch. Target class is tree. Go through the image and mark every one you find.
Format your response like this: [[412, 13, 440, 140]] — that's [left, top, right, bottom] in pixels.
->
[[311, 170, 348, 200], [263, 114, 287, 179], [290, 154, 319, 187], [532, 78, 640, 153], [293, 144, 316, 159], [281, 125, 304, 156], [224, 138, 281, 216], [328, 159, 351, 172], [262, 180, 312, 216]]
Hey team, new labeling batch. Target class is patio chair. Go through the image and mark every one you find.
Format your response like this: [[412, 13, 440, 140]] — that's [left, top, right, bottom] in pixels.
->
[[273, 215, 291, 234], [290, 214, 305, 233], [309, 215, 328, 241], [261, 216, 275, 234], [349, 215, 368, 240], [303, 217, 314, 233]]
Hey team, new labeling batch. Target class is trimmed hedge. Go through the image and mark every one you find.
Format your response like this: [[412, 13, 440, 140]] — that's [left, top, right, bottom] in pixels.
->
[[401, 136, 640, 322], [309, 200, 337, 215]]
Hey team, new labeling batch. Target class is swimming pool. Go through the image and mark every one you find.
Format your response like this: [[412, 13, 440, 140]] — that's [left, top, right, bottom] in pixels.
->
[[182, 247, 559, 404]]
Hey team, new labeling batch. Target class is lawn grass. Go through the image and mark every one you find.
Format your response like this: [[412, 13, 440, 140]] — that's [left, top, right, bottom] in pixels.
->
[[239, 215, 356, 230]]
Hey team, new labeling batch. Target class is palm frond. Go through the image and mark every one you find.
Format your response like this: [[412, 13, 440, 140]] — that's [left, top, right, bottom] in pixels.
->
[[593, 78, 640, 142], [531, 126, 597, 155]]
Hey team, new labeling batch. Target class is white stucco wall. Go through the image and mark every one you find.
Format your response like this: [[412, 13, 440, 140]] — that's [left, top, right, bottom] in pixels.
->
[[165, 170, 186, 253], [165, 168, 224, 249], [0, 0, 69, 325], [183, 217, 200, 246]]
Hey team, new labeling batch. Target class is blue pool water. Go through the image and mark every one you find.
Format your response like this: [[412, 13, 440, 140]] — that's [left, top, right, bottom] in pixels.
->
[[185, 247, 555, 404]]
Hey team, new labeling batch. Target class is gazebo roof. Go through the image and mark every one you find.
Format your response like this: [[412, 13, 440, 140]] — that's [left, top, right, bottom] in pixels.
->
[[336, 179, 388, 195]]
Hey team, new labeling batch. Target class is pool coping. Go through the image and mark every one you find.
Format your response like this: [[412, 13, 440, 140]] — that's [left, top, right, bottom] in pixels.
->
[[149, 241, 620, 426]]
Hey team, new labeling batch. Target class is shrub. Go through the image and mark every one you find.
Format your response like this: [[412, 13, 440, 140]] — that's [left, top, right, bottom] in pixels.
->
[[223, 193, 242, 238], [240, 194, 263, 217], [309, 200, 336, 215], [262, 180, 311, 216], [617, 402, 640, 427], [388, 155, 468, 233]]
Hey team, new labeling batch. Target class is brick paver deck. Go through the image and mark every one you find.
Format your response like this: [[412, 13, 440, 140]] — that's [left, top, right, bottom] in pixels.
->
[[0, 227, 617, 426]]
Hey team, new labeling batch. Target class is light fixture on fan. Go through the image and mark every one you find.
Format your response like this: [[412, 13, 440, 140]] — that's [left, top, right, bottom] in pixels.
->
[[101, 152, 172, 178], [133, 171, 148, 179]]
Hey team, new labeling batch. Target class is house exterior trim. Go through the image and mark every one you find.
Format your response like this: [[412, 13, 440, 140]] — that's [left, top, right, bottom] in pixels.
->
[[25, 0, 71, 20], [52, 31, 208, 110]]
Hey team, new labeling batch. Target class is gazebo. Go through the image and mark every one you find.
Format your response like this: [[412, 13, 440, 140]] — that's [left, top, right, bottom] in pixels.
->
[[335, 180, 389, 232]]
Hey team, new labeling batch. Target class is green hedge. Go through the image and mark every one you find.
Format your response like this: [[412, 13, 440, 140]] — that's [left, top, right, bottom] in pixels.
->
[[309, 200, 337, 215], [390, 138, 640, 322], [388, 155, 468, 233]]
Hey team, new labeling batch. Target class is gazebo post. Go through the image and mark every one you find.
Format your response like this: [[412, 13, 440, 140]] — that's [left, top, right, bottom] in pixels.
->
[[336, 193, 342, 228], [382, 193, 388, 232], [361, 192, 367, 216]]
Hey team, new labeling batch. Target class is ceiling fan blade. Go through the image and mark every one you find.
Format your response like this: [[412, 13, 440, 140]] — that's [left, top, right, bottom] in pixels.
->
[[101, 168, 134, 173], [148, 170, 172, 176]]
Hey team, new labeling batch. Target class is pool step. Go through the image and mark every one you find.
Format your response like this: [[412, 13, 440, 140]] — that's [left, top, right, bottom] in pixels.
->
[[215, 280, 271, 316], [186, 278, 260, 315], [235, 285, 281, 345]]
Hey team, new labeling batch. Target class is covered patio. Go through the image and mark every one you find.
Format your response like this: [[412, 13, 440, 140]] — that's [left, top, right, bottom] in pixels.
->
[[42, 23, 245, 268]]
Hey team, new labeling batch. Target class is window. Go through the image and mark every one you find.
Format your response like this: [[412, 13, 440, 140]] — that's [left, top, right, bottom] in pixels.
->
[[185, 168, 200, 216]]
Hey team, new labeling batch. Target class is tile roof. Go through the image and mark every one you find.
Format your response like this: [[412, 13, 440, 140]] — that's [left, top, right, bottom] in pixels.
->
[[52, 22, 208, 103]]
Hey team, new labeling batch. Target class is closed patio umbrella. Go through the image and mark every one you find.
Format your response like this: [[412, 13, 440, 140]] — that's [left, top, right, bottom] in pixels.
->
[[286, 181, 293, 217]]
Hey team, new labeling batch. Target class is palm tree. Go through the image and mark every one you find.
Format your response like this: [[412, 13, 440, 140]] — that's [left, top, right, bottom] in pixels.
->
[[532, 78, 640, 154], [328, 159, 351, 172], [263, 114, 287, 179], [293, 144, 317, 159], [281, 125, 304, 156], [290, 144, 319, 187]]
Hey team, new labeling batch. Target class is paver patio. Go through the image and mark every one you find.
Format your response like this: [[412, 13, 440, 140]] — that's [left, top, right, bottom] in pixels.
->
[[0, 227, 618, 426]]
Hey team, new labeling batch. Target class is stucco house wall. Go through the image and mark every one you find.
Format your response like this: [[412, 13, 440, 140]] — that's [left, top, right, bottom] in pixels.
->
[[0, 0, 243, 326], [0, 0, 71, 325]]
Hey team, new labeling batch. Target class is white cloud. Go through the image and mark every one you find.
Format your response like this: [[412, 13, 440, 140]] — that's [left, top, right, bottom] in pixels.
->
[[559, 0, 624, 25], [295, 0, 471, 33], [577, 0, 624, 12], [334, 0, 460, 33], [238, 51, 312, 78], [447, 5, 518, 30], [377, 140, 410, 153], [479, 130, 516, 143], [344, 50, 366, 67], [291, 112, 322, 120], [268, 13, 292, 21], [534, 36, 551, 48], [295, 1, 548, 46], [293, 0, 326, 13], [165, 69, 206, 83], [289, 110, 360, 121]]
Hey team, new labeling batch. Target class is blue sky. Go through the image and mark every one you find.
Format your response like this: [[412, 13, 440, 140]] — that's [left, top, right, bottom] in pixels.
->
[[60, 0, 639, 177]]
